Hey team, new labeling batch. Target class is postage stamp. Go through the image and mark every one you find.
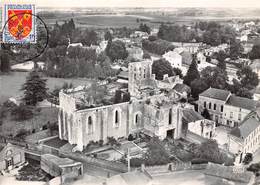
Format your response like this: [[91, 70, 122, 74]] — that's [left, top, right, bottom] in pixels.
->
[[2, 4, 36, 43]]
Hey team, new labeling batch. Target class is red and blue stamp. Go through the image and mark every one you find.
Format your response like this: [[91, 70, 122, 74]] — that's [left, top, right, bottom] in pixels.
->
[[2, 4, 36, 43]]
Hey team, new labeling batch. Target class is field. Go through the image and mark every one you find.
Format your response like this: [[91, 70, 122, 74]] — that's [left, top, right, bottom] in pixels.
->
[[36, 7, 260, 30], [0, 72, 92, 104]]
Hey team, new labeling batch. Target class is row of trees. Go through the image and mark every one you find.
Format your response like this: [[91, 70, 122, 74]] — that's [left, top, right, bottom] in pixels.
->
[[157, 21, 237, 47], [49, 19, 99, 48], [142, 38, 175, 55]]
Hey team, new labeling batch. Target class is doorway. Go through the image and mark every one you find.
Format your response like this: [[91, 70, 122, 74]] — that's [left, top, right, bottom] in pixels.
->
[[167, 129, 175, 139]]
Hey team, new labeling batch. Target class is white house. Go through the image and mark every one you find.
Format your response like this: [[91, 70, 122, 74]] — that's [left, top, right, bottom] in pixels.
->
[[228, 109, 260, 163], [223, 95, 260, 127], [162, 50, 182, 68]]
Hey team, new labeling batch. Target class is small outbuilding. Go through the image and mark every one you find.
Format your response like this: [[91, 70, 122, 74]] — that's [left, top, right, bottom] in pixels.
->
[[41, 154, 83, 184], [0, 143, 25, 171]]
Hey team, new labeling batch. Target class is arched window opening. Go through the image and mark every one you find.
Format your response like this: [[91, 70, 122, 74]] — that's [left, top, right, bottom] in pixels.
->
[[88, 116, 93, 134], [115, 110, 119, 127], [169, 108, 172, 125]]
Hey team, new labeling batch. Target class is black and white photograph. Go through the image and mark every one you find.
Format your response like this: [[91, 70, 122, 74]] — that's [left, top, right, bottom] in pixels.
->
[[0, 0, 260, 184]]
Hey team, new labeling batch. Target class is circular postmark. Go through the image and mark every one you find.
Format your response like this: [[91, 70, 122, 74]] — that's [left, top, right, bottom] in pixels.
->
[[1, 12, 49, 62]]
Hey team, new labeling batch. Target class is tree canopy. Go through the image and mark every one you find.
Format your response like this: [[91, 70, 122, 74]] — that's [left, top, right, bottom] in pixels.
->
[[152, 59, 175, 80], [183, 56, 200, 86], [21, 71, 48, 106], [106, 40, 128, 61], [236, 66, 259, 89]]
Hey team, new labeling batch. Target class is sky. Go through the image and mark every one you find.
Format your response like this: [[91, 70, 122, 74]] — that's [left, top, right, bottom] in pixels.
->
[[2, 0, 260, 8]]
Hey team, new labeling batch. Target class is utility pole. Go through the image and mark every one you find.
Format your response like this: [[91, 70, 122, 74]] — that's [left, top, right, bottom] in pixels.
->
[[127, 148, 131, 172]]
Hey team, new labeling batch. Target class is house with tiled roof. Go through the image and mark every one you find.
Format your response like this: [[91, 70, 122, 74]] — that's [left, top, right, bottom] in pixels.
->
[[198, 87, 231, 125], [228, 109, 260, 163], [223, 95, 260, 127], [198, 87, 260, 127], [184, 108, 216, 139]]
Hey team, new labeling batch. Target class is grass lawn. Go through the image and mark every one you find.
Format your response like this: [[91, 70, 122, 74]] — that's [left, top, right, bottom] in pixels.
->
[[0, 72, 92, 104], [0, 106, 59, 137]]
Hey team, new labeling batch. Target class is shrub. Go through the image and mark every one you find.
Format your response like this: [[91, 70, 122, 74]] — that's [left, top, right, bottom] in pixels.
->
[[247, 162, 260, 173], [128, 134, 134, 141], [15, 129, 28, 140], [98, 139, 104, 146], [130, 158, 144, 167], [191, 158, 209, 164], [243, 153, 253, 165], [11, 104, 33, 121]]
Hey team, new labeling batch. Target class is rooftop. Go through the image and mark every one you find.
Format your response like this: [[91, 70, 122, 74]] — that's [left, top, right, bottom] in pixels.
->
[[173, 83, 191, 94], [43, 137, 68, 149], [200, 88, 231, 101], [231, 116, 260, 139], [117, 71, 129, 80], [250, 59, 260, 70], [42, 154, 81, 167], [182, 108, 204, 124], [226, 95, 259, 111]]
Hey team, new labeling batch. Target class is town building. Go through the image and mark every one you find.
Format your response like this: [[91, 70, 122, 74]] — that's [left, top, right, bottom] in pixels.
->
[[185, 109, 216, 139], [127, 46, 144, 61], [228, 109, 260, 163], [41, 154, 83, 184], [223, 95, 259, 127], [162, 50, 183, 69], [171, 42, 202, 54], [198, 88, 231, 125], [58, 59, 200, 151], [0, 143, 25, 171], [250, 59, 260, 80], [198, 88, 260, 127]]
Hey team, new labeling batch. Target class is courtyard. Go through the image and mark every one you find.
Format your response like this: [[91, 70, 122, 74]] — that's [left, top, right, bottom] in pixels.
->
[[212, 126, 231, 150]]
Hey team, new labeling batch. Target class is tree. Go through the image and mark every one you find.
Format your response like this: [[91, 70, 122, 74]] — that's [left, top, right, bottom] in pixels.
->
[[229, 79, 253, 99], [190, 78, 209, 99], [173, 67, 183, 78], [229, 41, 243, 59], [11, 104, 33, 121], [152, 59, 175, 80], [0, 51, 10, 72], [144, 137, 170, 166], [237, 66, 259, 89], [201, 108, 211, 120], [143, 52, 151, 59], [216, 50, 228, 71], [104, 31, 113, 41], [107, 40, 128, 61], [250, 43, 260, 60], [183, 55, 200, 86], [201, 67, 228, 90], [139, 23, 151, 34], [21, 71, 48, 106]]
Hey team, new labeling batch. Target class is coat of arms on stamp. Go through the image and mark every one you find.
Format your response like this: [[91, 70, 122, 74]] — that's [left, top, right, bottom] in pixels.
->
[[2, 4, 36, 43]]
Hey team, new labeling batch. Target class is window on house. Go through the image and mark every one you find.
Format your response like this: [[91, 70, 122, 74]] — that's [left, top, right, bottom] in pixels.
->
[[238, 113, 241, 121], [209, 102, 212, 109], [230, 112, 233, 119], [221, 105, 224, 112], [115, 110, 119, 127], [134, 74, 137, 80], [88, 116, 93, 134], [214, 104, 216, 110], [135, 114, 140, 125], [169, 108, 172, 125], [204, 102, 206, 108]]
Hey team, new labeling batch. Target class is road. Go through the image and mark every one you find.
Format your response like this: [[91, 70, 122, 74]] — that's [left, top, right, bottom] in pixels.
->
[[151, 170, 220, 185]]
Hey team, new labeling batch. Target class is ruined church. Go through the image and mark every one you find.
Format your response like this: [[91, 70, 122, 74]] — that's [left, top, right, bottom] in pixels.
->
[[58, 59, 194, 151]]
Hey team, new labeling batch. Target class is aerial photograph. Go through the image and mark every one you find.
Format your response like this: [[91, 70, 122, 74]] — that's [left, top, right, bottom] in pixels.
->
[[0, 0, 260, 184]]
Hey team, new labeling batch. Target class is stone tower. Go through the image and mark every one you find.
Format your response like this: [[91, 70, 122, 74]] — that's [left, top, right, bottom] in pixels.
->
[[128, 60, 154, 98]]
